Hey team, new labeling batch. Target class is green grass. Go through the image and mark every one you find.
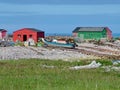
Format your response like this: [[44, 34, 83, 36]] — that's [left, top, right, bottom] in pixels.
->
[[0, 59, 120, 90]]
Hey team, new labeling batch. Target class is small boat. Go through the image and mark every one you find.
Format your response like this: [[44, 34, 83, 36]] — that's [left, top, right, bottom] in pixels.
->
[[41, 38, 75, 48], [0, 41, 15, 47]]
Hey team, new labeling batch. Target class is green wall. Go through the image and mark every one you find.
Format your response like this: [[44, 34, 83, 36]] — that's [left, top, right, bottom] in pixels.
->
[[77, 29, 107, 40]]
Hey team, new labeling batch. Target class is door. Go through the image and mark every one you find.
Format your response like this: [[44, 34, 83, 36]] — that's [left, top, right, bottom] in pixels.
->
[[23, 35, 27, 41], [80, 34, 84, 39]]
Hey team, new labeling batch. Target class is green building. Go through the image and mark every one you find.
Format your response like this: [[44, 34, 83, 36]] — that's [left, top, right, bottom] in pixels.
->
[[72, 27, 112, 40]]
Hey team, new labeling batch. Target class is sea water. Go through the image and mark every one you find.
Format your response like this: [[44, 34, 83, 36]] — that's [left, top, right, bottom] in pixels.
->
[[46, 33, 120, 38], [112, 33, 120, 38]]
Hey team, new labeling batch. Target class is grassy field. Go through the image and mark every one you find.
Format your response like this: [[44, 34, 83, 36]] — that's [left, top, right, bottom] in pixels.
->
[[0, 59, 120, 90]]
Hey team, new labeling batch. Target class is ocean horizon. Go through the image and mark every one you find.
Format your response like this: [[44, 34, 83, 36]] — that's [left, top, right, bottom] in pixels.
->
[[112, 33, 120, 38], [45, 33, 120, 38]]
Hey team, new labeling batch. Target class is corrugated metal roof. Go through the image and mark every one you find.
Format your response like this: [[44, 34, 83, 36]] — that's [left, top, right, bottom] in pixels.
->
[[0, 29, 7, 32], [24, 28, 44, 32], [73, 27, 106, 33]]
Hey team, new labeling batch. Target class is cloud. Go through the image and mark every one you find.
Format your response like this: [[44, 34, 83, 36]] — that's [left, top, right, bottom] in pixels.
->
[[0, 0, 120, 5], [0, 3, 120, 16]]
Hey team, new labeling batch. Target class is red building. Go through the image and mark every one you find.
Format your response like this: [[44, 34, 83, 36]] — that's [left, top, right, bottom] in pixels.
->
[[0, 29, 7, 39], [13, 28, 44, 42]]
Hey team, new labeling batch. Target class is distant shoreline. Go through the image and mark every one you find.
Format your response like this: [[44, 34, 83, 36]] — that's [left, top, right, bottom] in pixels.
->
[[45, 33, 120, 37], [8, 33, 120, 37], [112, 33, 120, 37]]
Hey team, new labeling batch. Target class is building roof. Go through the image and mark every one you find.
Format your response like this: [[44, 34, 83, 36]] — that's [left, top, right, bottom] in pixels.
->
[[24, 28, 44, 32], [73, 27, 108, 33], [0, 29, 7, 32]]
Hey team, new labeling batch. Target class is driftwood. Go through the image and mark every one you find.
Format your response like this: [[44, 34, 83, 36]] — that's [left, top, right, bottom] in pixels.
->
[[70, 61, 101, 70]]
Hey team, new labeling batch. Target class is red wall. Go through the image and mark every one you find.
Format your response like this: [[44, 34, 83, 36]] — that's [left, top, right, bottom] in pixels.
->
[[37, 32, 44, 40], [2, 31, 7, 38], [106, 27, 112, 40], [72, 33, 78, 37], [13, 29, 44, 42]]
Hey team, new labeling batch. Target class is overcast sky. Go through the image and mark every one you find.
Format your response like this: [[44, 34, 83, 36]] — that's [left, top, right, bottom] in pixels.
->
[[0, 0, 120, 34]]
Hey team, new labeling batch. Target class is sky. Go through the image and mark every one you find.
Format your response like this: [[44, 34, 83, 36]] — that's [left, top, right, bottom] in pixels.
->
[[0, 0, 120, 34]]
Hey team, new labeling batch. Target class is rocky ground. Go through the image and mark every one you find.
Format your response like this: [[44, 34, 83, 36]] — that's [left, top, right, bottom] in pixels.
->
[[0, 41, 120, 61], [0, 46, 99, 61], [76, 42, 120, 59]]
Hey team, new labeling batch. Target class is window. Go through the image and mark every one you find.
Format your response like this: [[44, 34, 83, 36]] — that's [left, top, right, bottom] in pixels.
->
[[18, 34, 21, 38], [29, 35, 32, 38]]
